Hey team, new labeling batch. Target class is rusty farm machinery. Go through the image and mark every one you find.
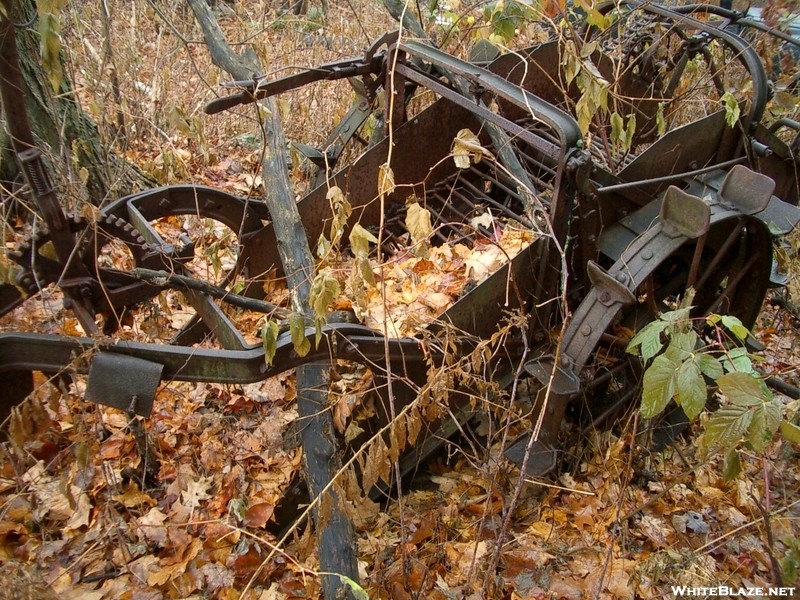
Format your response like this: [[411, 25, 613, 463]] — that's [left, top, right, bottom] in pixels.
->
[[1, 1, 799, 527]]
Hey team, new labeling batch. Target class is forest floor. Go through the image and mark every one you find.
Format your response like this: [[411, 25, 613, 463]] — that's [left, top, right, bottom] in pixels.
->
[[1, 0, 800, 599]]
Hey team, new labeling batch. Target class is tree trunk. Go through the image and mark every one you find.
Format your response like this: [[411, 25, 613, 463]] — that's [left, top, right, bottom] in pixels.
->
[[185, 1, 359, 598], [0, 0, 151, 209]]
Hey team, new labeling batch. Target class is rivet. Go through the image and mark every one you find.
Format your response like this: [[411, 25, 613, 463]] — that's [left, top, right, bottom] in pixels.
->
[[642, 249, 653, 260], [615, 272, 627, 283], [581, 324, 592, 336], [560, 356, 570, 367], [599, 291, 611, 303]]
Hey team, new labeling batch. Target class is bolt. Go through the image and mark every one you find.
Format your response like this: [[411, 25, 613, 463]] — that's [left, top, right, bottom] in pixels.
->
[[599, 291, 611, 303], [642, 249, 653, 260], [560, 355, 570, 367], [81, 286, 92, 298], [587, 234, 596, 244], [534, 331, 545, 342], [580, 324, 592, 336], [615, 272, 627, 283]]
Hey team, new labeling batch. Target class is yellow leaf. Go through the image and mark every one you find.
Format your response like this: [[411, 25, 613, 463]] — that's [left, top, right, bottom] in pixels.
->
[[451, 128, 491, 169], [378, 162, 395, 197], [405, 201, 433, 245]]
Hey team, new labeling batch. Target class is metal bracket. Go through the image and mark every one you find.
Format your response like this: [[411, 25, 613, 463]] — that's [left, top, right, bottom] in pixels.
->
[[718, 164, 775, 215], [524, 355, 581, 395], [85, 353, 163, 417], [659, 185, 711, 239], [587, 261, 636, 306]]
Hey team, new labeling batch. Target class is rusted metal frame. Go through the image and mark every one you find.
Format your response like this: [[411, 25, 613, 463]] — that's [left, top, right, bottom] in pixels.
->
[[704, 249, 761, 316], [596, 0, 770, 131], [458, 172, 535, 228], [398, 39, 582, 152], [108, 185, 268, 234], [310, 98, 373, 188], [115, 190, 251, 350], [203, 55, 381, 115], [0, 17, 98, 329], [698, 44, 726, 99], [0, 324, 459, 385], [595, 156, 749, 194], [692, 217, 745, 291], [526, 202, 743, 457], [686, 232, 707, 288], [673, 4, 800, 47], [393, 63, 559, 161]]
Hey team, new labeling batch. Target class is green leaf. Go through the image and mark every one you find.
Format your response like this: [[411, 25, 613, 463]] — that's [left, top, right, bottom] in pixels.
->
[[721, 315, 750, 340], [718, 371, 765, 406], [749, 399, 782, 452], [627, 319, 667, 361], [625, 114, 636, 150], [641, 354, 678, 418], [676, 359, 707, 420], [780, 420, 800, 444], [660, 306, 692, 325], [706, 404, 752, 449], [610, 112, 624, 149], [722, 447, 742, 481], [722, 347, 754, 374], [695, 353, 723, 380], [656, 102, 666, 137], [721, 92, 741, 128], [336, 575, 370, 600], [262, 320, 280, 366], [665, 331, 697, 364], [289, 313, 311, 357]]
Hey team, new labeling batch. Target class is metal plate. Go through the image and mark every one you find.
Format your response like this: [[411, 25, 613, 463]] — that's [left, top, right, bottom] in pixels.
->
[[85, 353, 163, 417], [659, 186, 711, 239], [718, 164, 775, 215]]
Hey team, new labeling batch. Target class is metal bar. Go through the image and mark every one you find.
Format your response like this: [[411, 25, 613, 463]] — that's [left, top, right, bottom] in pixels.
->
[[686, 232, 707, 289], [595, 157, 748, 194], [458, 175, 535, 228], [704, 251, 761, 316], [693, 218, 745, 291]]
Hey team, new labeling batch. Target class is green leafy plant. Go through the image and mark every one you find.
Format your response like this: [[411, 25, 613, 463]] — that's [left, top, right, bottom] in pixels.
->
[[627, 300, 796, 480]]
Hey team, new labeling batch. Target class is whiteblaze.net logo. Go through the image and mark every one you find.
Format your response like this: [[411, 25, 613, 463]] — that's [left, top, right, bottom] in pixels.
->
[[671, 586, 796, 597]]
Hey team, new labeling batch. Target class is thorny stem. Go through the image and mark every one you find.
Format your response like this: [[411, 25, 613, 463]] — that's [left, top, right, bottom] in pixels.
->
[[754, 457, 784, 587]]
